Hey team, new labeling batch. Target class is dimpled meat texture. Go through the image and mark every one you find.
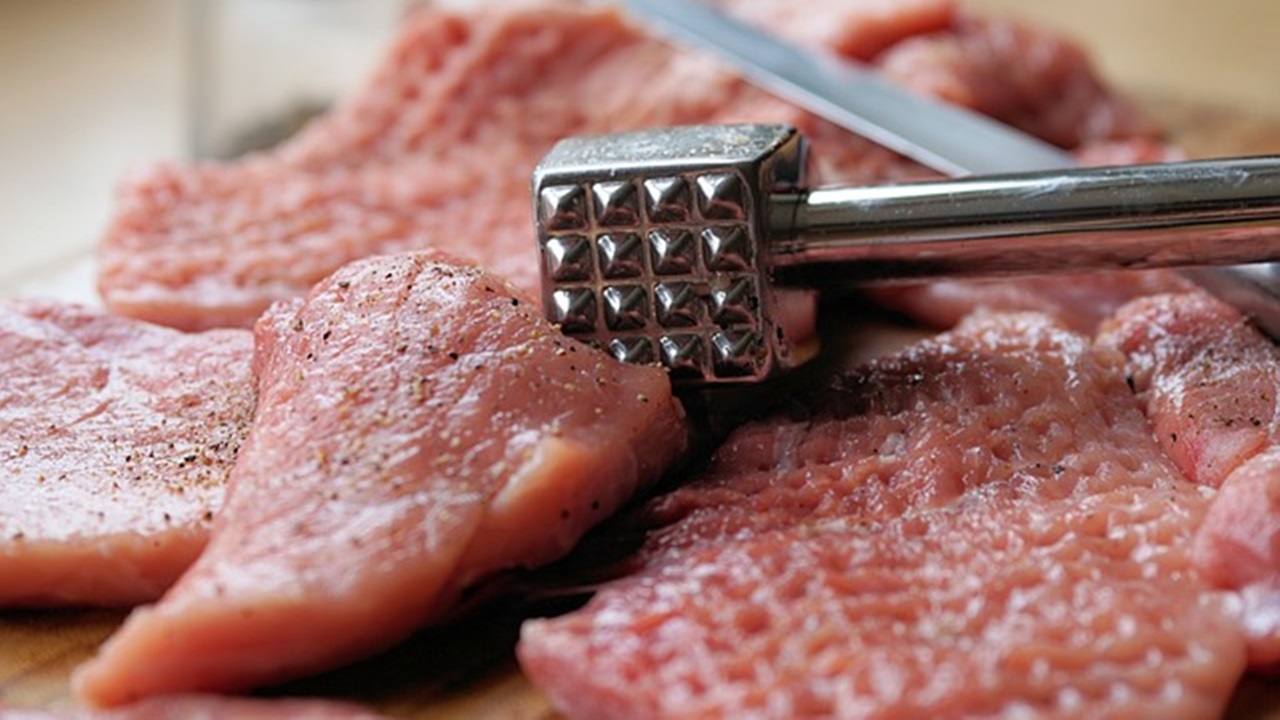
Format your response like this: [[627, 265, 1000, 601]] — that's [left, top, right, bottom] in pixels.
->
[[1099, 291, 1280, 668], [97, 0, 1161, 332], [0, 299, 253, 607], [72, 253, 688, 706], [518, 312, 1247, 719]]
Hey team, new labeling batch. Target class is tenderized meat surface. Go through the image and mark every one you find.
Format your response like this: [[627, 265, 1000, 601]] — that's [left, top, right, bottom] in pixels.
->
[[0, 300, 253, 607], [97, 0, 1162, 333], [1099, 291, 1280, 669], [518, 312, 1247, 718], [72, 252, 688, 706]]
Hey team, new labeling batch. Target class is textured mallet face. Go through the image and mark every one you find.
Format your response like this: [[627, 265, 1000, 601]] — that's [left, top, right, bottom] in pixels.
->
[[535, 124, 806, 384]]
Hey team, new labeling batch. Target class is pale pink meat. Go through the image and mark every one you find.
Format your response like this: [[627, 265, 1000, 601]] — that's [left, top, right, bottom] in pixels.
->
[[1195, 447, 1280, 669], [0, 300, 253, 607], [519, 312, 1246, 718], [97, 0, 1162, 333], [868, 268, 1196, 334], [72, 253, 688, 706], [1099, 291, 1280, 668], [1098, 292, 1280, 489], [715, 0, 953, 62], [879, 13, 1160, 150]]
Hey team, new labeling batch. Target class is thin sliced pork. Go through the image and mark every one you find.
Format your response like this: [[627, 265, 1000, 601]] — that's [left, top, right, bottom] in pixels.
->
[[98, 0, 1161, 332], [878, 12, 1163, 150], [868, 268, 1196, 334], [0, 300, 253, 607], [519, 312, 1246, 718], [1099, 291, 1280, 668], [73, 252, 688, 706]]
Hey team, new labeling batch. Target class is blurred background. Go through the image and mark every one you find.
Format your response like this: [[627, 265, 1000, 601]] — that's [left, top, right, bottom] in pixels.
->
[[2, 0, 1279, 297]]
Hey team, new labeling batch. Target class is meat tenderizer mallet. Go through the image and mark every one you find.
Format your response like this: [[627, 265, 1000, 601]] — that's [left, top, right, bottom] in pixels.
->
[[534, 123, 1280, 385]]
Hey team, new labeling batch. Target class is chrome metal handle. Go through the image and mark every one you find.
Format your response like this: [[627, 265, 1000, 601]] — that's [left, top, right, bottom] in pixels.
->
[[769, 157, 1280, 285]]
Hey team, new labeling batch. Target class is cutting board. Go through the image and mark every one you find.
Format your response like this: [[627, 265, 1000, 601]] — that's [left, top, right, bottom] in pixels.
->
[[3, 97, 1280, 719]]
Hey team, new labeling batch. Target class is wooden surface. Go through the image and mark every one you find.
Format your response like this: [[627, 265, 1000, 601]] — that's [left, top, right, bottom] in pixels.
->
[[2, 99, 1280, 717]]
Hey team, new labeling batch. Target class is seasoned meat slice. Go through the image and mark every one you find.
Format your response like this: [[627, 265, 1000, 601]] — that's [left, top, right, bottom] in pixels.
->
[[0, 300, 253, 607], [73, 253, 688, 706], [1100, 291, 1280, 668]]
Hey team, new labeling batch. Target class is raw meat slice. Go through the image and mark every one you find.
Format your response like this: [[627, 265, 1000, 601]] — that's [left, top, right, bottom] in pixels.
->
[[1098, 291, 1280, 489], [72, 252, 688, 707], [1098, 291, 1280, 667], [867, 268, 1196, 334], [97, 0, 1162, 332], [519, 312, 1246, 718], [1195, 447, 1280, 669], [0, 695, 387, 720], [0, 299, 253, 607], [879, 13, 1161, 150]]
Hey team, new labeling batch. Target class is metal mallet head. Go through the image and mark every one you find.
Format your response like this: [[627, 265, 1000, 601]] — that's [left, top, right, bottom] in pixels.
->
[[535, 123, 1280, 387], [534, 124, 809, 385]]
